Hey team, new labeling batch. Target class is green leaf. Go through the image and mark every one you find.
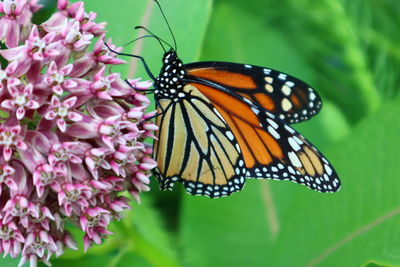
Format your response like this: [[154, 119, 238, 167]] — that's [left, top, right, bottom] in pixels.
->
[[180, 182, 274, 266], [49, 255, 114, 267], [127, 196, 179, 267], [0, 257, 21, 267], [270, 96, 400, 266]]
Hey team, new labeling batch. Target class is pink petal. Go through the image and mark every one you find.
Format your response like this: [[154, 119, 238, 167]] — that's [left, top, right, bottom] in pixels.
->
[[45, 111, 56, 120], [101, 135, 114, 150], [47, 61, 58, 74], [68, 111, 83, 122], [71, 56, 95, 77], [24, 83, 33, 96], [46, 48, 61, 57], [10, 125, 21, 134], [63, 79, 78, 88], [136, 172, 150, 184], [29, 25, 39, 41], [26, 100, 39, 109], [15, 139, 27, 150], [0, 44, 26, 61], [8, 77, 20, 87], [66, 121, 100, 138], [60, 64, 73, 75], [32, 51, 44, 61], [43, 32, 56, 44], [5, 20, 20, 48], [64, 234, 77, 250], [74, 39, 92, 51], [63, 96, 77, 108], [16, 107, 25, 120], [5, 61, 18, 75], [52, 85, 63, 95], [94, 35, 104, 53], [80, 215, 88, 230], [97, 91, 113, 100], [5, 177, 18, 191], [3, 147, 12, 161], [1, 99, 15, 109], [106, 73, 118, 83], [143, 123, 158, 131], [3, 0, 13, 14], [69, 154, 82, 164], [57, 118, 66, 132], [58, 0, 68, 10], [91, 80, 104, 90], [8, 85, 18, 97], [51, 95, 60, 107], [94, 66, 106, 81], [3, 165, 15, 174]]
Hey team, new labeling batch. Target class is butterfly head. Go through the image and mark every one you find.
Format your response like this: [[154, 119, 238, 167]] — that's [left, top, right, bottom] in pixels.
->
[[155, 49, 186, 94]]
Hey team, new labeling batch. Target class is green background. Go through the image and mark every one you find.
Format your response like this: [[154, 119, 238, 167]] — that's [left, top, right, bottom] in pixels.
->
[[4, 0, 400, 266]]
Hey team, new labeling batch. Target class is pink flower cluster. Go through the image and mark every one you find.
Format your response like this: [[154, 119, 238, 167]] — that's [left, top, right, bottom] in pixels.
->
[[0, 0, 157, 266]]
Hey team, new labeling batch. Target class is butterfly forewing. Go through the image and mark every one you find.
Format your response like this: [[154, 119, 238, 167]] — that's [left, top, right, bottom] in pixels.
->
[[185, 61, 322, 124]]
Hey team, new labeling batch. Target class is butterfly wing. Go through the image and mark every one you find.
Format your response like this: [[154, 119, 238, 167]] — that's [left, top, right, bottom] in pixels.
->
[[153, 84, 246, 198], [189, 81, 341, 193], [184, 61, 322, 124]]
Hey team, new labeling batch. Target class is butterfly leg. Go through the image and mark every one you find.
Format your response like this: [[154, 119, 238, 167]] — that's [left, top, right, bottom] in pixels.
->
[[104, 42, 157, 81]]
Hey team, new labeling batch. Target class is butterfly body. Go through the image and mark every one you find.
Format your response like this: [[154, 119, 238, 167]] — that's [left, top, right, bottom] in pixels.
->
[[151, 49, 340, 198]]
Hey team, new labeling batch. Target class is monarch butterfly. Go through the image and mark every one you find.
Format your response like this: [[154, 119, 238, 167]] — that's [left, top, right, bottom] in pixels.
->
[[109, 1, 341, 198]]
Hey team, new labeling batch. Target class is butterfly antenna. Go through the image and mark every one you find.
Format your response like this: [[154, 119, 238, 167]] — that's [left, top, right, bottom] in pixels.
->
[[124, 34, 167, 53], [153, 0, 177, 51], [135, 25, 175, 51]]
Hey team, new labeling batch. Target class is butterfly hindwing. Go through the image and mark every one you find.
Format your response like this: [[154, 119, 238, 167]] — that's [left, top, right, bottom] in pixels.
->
[[153, 84, 246, 198], [185, 61, 322, 124], [245, 109, 340, 192]]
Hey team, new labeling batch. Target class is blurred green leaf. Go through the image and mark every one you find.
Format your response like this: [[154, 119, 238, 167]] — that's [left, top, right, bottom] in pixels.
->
[[128, 196, 179, 267], [49, 254, 114, 267], [180, 181, 273, 266], [270, 96, 400, 266], [0, 258, 21, 267]]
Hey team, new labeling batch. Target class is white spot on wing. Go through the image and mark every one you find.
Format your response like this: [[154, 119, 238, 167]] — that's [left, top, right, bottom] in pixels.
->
[[226, 131, 234, 141], [309, 91, 316, 100], [267, 118, 278, 129], [286, 81, 295, 87], [281, 98, 293, 111], [282, 85, 291, 96], [288, 152, 302, 168], [263, 68, 271, 74], [268, 126, 280, 139], [265, 77, 273, 84], [278, 73, 287, 80], [325, 164, 332, 176], [288, 137, 301, 151]]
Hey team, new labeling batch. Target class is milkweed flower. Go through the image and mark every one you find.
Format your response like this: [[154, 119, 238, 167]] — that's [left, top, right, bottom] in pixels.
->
[[0, 0, 157, 266]]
